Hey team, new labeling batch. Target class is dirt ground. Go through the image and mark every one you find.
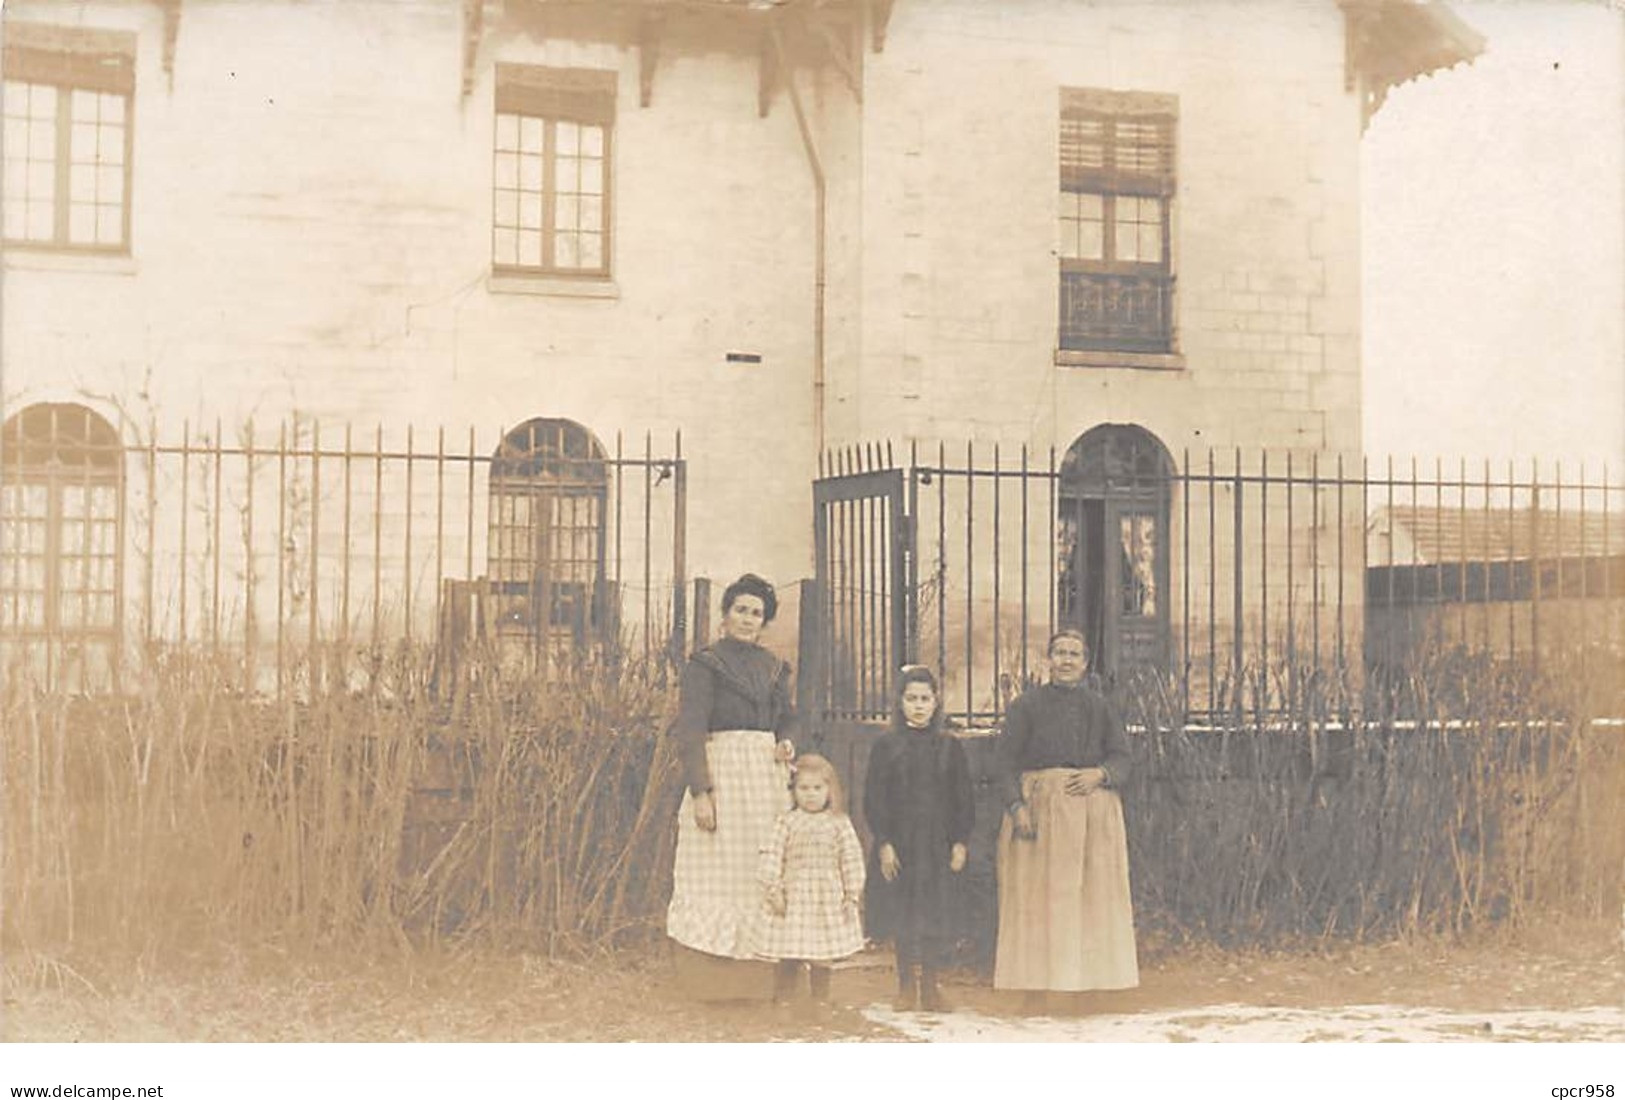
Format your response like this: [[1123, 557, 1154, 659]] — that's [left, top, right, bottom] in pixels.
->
[[4, 921, 1623, 1043]]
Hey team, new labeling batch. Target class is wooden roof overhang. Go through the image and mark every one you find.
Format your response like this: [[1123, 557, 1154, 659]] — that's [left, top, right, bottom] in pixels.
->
[[459, 0, 873, 114], [1340, 0, 1485, 129]]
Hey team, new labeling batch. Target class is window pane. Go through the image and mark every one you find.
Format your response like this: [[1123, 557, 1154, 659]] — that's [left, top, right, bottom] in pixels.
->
[[100, 124, 125, 164], [494, 189, 518, 227], [495, 112, 519, 151], [5, 117, 27, 156], [519, 116, 543, 154], [1078, 193, 1103, 221], [71, 165, 96, 203], [555, 195, 578, 230], [554, 231, 579, 268], [579, 195, 602, 232], [71, 123, 98, 160], [579, 233, 602, 269], [556, 121, 578, 155], [27, 203, 53, 239], [96, 204, 121, 244], [2, 81, 26, 117], [518, 195, 541, 230], [517, 230, 542, 267], [2, 201, 23, 239], [27, 161, 52, 197], [555, 157, 578, 194], [1140, 219, 1162, 260], [29, 85, 56, 121], [519, 154, 542, 190], [494, 152, 517, 189], [493, 227, 518, 264], [580, 125, 603, 157], [99, 165, 123, 203], [28, 121, 54, 159], [1079, 219, 1103, 259], [578, 157, 602, 195], [99, 93, 125, 123], [69, 204, 95, 243]]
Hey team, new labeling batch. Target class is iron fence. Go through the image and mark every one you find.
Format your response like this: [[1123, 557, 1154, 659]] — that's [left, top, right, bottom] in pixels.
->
[[808, 441, 1625, 726], [0, 407, 688, 695]]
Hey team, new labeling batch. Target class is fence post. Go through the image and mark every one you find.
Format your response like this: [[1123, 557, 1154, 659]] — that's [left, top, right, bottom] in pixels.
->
[[796, 577, 826, 743]]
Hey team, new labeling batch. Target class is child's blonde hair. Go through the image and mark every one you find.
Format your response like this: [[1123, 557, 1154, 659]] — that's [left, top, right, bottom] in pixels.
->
[[791, 753, 846, 815]]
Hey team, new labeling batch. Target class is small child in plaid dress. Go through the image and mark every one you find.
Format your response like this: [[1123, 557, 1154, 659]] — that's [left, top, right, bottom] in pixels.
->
[[758, 754, 866, 1007]]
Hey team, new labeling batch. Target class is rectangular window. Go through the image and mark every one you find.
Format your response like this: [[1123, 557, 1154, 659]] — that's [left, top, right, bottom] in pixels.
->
[[1058, 88, 1177, 354], [2, 24, 135, 253], [492, 65, 614, 277]]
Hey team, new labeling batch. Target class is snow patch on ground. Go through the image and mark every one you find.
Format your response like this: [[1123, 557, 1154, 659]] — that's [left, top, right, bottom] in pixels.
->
[[860, 1002, 1625, 1042]]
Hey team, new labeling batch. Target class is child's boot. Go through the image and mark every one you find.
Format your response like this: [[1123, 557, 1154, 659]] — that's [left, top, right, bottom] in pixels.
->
[[892, 963, 918, 1011], [919, 964, 952, 1012], [809, 965, 833, 1005], [772, 960, 801, 1007]]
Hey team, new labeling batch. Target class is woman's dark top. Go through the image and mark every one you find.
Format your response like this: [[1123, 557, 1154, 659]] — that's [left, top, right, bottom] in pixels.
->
[[996, 681, 1131, 809], [862, 724, 974, 945], [669, 637, 796, 796]]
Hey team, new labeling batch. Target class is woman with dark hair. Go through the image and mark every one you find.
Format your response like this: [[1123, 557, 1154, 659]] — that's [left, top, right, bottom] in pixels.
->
[[862, 665, 974, 1011], [666, 573, 798, 987]]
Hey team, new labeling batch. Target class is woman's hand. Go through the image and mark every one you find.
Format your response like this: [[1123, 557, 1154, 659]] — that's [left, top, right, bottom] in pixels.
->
[[692, 790, 717, 832], [879, 843, 900, 882], [1010, 801, 1037, 840], [775, 739, 796, 764], [766, 882, 787, 917], [949, 842, 967, 873], [1064, 767, 1106, 796]]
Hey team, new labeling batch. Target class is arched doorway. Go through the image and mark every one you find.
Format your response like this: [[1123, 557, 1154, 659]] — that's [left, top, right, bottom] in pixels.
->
[[0, 402, 124, 690], [1056, 424, 1174, 682], [487, 418, 610, 654]]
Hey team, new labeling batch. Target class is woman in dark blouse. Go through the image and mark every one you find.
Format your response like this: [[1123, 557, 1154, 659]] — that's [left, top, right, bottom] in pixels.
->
[[665, 573, 797, 968], [994, 629, 1139, 1003]]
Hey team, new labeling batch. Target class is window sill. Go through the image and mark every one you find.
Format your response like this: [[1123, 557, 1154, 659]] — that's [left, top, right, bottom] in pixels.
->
[[487, 273, 619, 299], [1055, 349, 1185, 371], [3, 248, 137, 276]]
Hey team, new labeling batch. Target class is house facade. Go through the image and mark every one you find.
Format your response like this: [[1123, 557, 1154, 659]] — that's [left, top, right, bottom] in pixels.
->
[[0, 0, 1481, 697]]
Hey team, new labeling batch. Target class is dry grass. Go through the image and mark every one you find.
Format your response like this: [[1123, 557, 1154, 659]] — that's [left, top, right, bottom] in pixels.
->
[[3, 637, 1620, 1008], [1118, 648, 1625, 945], [1, 647, 681, 971]]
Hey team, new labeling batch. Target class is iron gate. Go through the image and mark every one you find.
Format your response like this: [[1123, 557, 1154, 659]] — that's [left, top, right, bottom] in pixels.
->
[[808, 448, 909, 722]]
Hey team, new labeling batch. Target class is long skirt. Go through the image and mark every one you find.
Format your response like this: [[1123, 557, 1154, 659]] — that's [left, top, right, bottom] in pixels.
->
[[666, 729, 791, 960], [994, 768, 1139, 991]]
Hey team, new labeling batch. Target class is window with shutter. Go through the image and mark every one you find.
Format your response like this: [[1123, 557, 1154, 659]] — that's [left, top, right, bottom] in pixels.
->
[[492, 65, 615, 277], [1057, 88, 1177, 355]]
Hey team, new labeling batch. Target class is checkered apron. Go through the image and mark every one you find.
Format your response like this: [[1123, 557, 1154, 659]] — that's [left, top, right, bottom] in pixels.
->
[[667, 729, 792, 959], [994, 768, 1140, 991], [755, 810, 867, 962]]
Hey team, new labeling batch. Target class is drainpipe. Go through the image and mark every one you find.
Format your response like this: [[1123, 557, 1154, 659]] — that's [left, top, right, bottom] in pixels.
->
[[768, 19, 827, 453]]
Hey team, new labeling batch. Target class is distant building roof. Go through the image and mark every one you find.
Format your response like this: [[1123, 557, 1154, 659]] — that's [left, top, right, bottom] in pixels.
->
[[1369, 504, 1625, 566]]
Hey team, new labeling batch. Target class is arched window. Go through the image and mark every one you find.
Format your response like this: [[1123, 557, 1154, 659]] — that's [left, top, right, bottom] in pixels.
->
[[0, 402, 123, 689], [1057, 423, 1173, 679], [487, 418, 609, 647]]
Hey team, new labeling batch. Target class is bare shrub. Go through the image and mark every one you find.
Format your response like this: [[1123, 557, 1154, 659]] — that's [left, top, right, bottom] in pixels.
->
[[1, 647, 681, 967]]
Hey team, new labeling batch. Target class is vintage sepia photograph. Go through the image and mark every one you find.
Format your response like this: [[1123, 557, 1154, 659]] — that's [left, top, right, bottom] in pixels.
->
[[1, 0, 1621, 1088]]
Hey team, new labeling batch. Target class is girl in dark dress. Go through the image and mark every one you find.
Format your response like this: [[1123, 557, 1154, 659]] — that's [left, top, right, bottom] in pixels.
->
[[862, 665, 974, 1011]]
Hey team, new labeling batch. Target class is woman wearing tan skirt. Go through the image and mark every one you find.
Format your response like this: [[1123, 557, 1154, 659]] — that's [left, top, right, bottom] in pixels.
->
[[994, 629, 1138, 1003]]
